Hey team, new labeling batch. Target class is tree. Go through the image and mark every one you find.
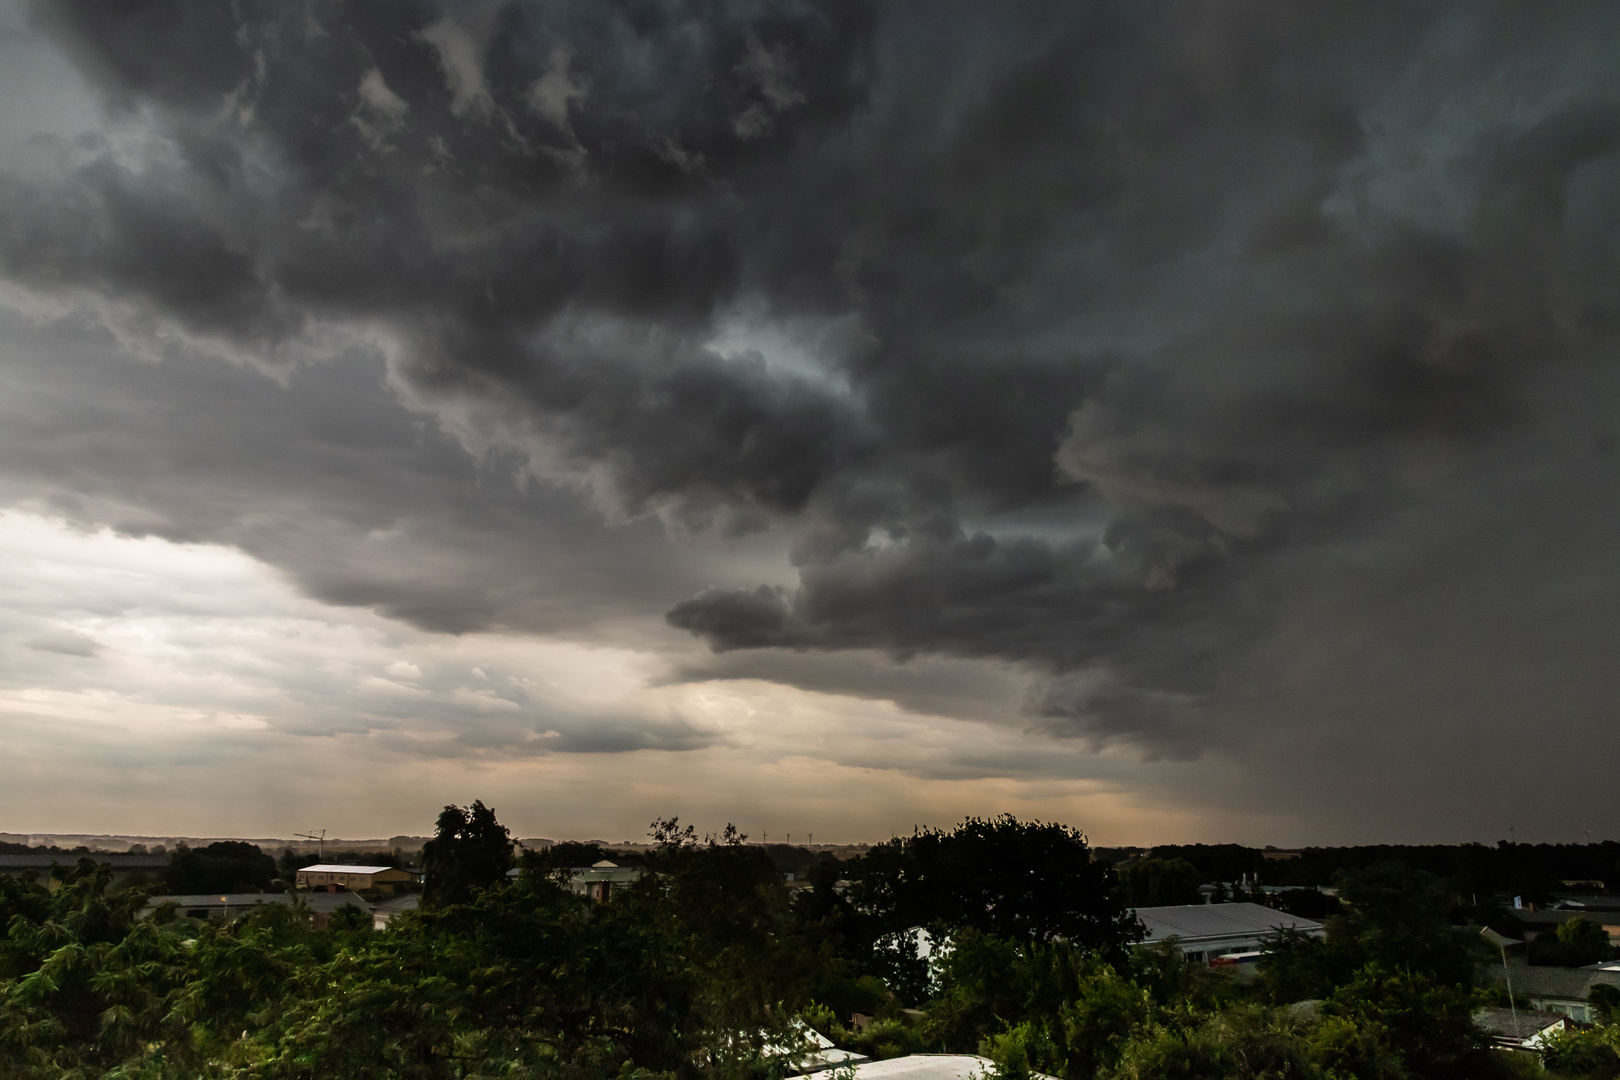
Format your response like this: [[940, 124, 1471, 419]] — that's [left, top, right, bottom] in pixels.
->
[[1116, 858, 1203, 907], [1329, 862, 1473, 985], [846, 816, 1139, 954], [162, 840, 277, 893], [420, 800, 513, 907], [1555, 916, 1613, 967]]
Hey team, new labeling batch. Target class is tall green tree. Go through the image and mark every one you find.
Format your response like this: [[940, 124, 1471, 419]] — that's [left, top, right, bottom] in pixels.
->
[[847, 816, 1139, 953], [420, 800, 513, 907], [1116, 857, 1203, 907], [162, 840, 277, 893]]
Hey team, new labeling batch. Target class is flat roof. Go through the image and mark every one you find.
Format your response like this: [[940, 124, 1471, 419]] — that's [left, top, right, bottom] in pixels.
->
[[1133, 902, 1323, 944], [147, 893, 292, 907], [0, 853, 171, 869], [143, 892, 371, 914], [297, 864, 398, 874]]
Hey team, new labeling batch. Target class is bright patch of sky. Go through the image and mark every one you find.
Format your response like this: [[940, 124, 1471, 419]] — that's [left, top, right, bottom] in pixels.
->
[[0, 510, 1218, 843]]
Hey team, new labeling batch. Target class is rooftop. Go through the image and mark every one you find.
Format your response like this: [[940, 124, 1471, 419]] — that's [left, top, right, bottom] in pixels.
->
[[146, 894, 290, 907], [0, 853, 171, 869], [1133, 902, 1323, 943], [1475, 1008, 1566, 1041], [1483, 964, 1620, 1001], [143, 892, 371, 914], [297, 864, 398, 874], [850, 1056, 1055, 1080]]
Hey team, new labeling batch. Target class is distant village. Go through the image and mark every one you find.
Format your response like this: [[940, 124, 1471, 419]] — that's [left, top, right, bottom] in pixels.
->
[[4, 830, 1618, 1056]]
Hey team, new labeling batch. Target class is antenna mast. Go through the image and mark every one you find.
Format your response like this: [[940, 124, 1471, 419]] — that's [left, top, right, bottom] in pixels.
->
[[295, 829, 326, 860]]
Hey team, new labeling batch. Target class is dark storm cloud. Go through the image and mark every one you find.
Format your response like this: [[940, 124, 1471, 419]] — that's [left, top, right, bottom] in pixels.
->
[[6, 0, 1620, 760]]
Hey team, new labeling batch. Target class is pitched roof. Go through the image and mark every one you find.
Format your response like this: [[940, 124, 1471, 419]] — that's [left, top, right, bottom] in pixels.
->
[[297, 864, 398, 874], [1474, 1008, 1565, 1040], [1133, 902, 1323, 943]]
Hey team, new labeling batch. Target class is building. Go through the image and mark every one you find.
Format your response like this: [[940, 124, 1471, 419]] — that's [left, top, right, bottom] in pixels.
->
[[1516, 906, 1620, 946], [144, 893, 291, 921], [567, 859, 644, 901], [143, 890, 372, 927], [295, 863, 416, 893], [508, 858, 646, 901], [1132, 902, 1324, 964], [1482, 964, 1620, 1024], [1474, 1008, 1567, 1051], [846, 1056, 1056, 1080], [371, 892, 420, 930], [0, 852, 170, 882]]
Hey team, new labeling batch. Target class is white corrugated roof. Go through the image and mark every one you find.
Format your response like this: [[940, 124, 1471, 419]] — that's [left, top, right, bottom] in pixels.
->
[[1133, 902, 1322, 943], [297, 864, 397, 874], [852, 1056, 1055, 1080]]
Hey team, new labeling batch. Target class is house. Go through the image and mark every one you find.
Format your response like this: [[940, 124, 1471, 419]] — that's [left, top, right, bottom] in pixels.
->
[[1482, 964, 1620, 1024], [567, 859, 644, 901], [295, 863, 416, 893], [1131, 902, 1324, 964], [760, 1023, 868, 1076], [1511, 907, 1620, 945], [1474, 1008, 1567, 1051], [507, 859, 646, 902]]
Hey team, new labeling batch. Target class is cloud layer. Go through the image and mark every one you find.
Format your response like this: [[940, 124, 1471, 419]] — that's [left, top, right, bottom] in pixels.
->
[[1, 1, 1618, 840]]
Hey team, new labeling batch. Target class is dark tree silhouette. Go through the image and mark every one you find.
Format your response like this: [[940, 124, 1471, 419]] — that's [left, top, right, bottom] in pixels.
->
[[420, 800, 513, 908]]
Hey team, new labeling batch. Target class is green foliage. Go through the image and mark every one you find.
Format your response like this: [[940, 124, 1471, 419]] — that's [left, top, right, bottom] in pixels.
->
[[846, 816, 1138, 953], [0, 812, 1550, 1080], [162, 841, 278, 893], [1267, 889, 1340, 921], [1319, 964, 1482, 1078], [1556, 916, 1614, 966], [1592, 983, 1620, 1026], [1330, 862, 1475, 984], [1103, 1006, 1322, 1080], [1261, 862, 1477, 1004], [1116, 858, 1203, 907], [420, 799, 514, 908], [1542, 1023, 1620, 1079], [981, 1020, 1060, 1080]]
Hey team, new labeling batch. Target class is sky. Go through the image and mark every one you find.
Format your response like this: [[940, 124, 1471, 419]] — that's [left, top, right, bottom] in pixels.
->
[[1, 1, 1618, 847]]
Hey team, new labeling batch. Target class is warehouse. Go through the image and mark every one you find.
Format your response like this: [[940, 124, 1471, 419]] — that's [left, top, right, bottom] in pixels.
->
[[295, 863, 416, 893]]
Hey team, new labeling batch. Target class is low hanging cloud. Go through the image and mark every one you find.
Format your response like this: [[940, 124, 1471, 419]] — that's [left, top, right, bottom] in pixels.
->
[[2, 0, 1619, 809]]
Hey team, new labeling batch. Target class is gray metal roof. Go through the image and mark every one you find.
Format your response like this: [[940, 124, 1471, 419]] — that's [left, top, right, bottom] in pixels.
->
[[0, 853, 171, 869], [146, 893, 292, 908], [1483, 964, 1620, 1001], [144, 892, 371, 914], [297, 864, 399, 874], [1513, 908, 1603, 926], [371, 893, 420, 914], [1133, 902, 1323, 944], [1475, 1008, 1566, 1040]]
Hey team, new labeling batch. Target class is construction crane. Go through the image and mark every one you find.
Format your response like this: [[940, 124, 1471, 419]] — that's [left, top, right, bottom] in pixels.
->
[[295, 829, 326, 860]]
